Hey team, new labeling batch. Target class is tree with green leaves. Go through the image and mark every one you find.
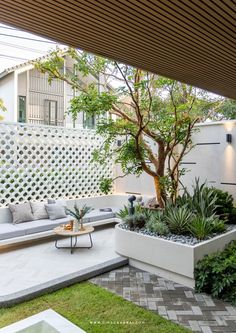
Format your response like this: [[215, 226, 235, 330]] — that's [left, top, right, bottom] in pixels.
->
[[193, 97, 236, 121], [35, 48, 218, 208], [215, 99, 236, 120]]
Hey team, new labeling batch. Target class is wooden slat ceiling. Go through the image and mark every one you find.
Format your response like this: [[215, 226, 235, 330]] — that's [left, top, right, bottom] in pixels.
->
[[1, 0, 236, 99]]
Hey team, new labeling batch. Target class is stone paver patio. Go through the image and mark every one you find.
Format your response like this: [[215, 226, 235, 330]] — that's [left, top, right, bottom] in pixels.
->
[[90, 266, 236, 333]]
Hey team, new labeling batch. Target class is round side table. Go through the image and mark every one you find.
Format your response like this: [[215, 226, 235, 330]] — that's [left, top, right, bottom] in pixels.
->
[[54, 226, 94, 254]]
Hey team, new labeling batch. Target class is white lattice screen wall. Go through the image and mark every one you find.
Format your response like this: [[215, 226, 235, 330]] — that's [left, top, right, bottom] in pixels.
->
[[0, 122, 114, 207]]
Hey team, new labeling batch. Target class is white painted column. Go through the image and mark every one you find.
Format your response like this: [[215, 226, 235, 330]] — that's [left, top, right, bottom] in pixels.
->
[[13, 71, 18, 122]]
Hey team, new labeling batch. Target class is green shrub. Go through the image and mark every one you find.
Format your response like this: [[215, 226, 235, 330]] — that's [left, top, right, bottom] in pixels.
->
[[211, 219, 226, 233], [123, 212, 146, 229], [188, 216, 215, 240], [192, 189, 218, 218], [229, 207, 236, 224], [118, 204, 145, 220], [165, 205, 193, 235], [147, 220, 169, 236], [99, 176, 113, 194], [117, 205, 129, 219], [134, 204, 144, 214], [195, 241, 236, 305], [146, 212, 169, 235], [123, 215, 134, 228], [132, 213, 146, 228], [189, 215, 225, 240], [177, 179, 218, 218], [207, 187, 234, 216]]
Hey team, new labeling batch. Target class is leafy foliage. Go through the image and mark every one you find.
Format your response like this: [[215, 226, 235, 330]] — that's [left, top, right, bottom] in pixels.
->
[[195, 241, 236, 305], [34, 48, 220, 207], [188, 216, 216, 240], [123, 212, 146, 229], [211, 219, 226, 233], [119, 179, 229, 240], [146, 212, 169, 236], [229, 207, 236, 224], [164, 205, 193, 235], [206, 187, 234, 221], [217, 98, 236, 120], [117, 205, 130, 219], [132, 213, 146, 229], [119, 179, 230, 240], [99, 177, 113, 195], [66, 204, 93, 221], [177, 179, 218, 218], [123, 215, 135, 229], [118, 203, 144, 220]]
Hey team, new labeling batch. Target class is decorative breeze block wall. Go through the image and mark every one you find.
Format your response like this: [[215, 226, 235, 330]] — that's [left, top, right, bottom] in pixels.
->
[[0, 122, 114, 207]]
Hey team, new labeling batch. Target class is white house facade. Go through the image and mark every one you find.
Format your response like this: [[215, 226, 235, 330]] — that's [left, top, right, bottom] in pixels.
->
[[0, 56, 99, 129]]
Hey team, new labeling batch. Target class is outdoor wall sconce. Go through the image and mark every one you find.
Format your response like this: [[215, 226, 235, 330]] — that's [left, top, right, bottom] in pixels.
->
[[226, 133, 232, 143]]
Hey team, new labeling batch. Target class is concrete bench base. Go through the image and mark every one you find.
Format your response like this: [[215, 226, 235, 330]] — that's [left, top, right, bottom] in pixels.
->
[[0, 218, 120, 250]]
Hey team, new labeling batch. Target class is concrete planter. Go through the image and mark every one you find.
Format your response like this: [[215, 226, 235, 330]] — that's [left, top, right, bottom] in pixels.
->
[[115, 224, 236, 288]]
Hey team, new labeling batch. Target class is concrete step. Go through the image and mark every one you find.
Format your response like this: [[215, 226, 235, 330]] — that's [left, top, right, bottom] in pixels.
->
[[0, 256, 128, 307]]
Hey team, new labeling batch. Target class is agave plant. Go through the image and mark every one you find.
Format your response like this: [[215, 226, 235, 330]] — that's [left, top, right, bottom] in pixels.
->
[[117, 203, 145, 220], [164, 204, 193, 235], [177, 178, 218, 218], [191, 188, 218, 218], [117, 205, 129, 219], [188, 216, 215, 240], [66, 204, 93, 231]]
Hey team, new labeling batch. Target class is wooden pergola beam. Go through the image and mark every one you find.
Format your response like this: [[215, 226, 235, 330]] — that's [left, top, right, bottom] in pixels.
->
[[1, 0, 236, 98]]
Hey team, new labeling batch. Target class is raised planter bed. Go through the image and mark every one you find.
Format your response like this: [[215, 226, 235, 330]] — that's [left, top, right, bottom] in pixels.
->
[[115, 224, 236, 288]]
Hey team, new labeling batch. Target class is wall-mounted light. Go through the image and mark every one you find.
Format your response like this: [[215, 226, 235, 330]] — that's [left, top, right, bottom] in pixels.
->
[[226, 133, 232, 143]]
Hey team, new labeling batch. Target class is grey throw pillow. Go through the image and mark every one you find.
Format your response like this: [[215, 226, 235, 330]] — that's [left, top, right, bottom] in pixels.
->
[[45, 204, 67, 220], [48, 199, 67, 207], [47, 199, 56, 204], [9, 202, 34, 224], [30, 202, 48, 220]]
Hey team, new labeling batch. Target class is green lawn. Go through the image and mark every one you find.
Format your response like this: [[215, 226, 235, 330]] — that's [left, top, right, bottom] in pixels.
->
[[0, 282, 190, 333]]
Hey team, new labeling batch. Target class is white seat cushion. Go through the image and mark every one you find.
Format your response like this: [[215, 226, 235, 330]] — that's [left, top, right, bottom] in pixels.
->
[[83, 207, 119, 223], [16, 217, 71, 235], [0, 224, 25, 240]]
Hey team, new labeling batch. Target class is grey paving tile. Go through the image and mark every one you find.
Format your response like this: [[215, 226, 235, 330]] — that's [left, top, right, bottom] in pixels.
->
[[90, 265, 236, 333]]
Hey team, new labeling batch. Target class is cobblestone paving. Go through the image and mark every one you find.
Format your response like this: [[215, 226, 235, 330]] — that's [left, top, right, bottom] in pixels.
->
[[90, 266, 236, 333]]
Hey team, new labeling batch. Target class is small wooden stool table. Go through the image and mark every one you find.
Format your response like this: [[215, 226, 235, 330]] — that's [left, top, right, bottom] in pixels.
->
[[54, 226, 94, 254]]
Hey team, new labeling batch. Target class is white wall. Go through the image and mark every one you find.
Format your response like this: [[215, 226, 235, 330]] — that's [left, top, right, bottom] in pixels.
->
[[18, 72, 27, 96], [115, 164, 156, 197], [0, 73, 15, 122], [181, 120, 236, 198], [114, 120, 236, 200], [64, 83, 83, 128], [115, 138, 157, 197]]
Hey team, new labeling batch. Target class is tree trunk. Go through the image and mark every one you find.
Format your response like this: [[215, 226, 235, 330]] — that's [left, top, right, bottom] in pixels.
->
[[157, 142, 167, 204], [153, 176, 165, 208]]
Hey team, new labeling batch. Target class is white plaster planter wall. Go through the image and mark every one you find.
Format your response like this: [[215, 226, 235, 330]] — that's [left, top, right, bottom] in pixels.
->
[[115, 224, 236, 288], [0, 309, 85, 333]]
